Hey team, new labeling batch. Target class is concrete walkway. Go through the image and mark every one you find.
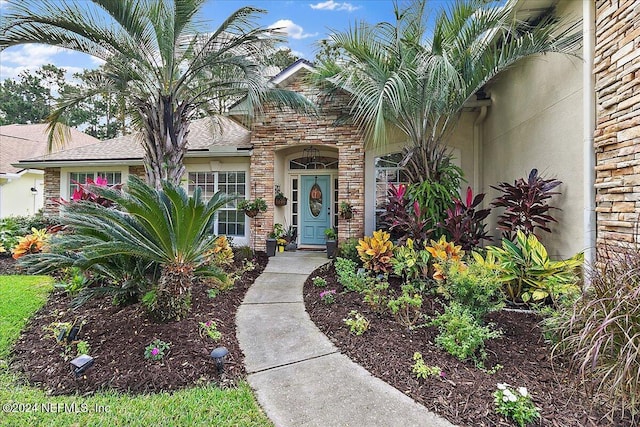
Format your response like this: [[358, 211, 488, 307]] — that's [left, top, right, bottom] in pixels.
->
[[236, 251, 455, 427]]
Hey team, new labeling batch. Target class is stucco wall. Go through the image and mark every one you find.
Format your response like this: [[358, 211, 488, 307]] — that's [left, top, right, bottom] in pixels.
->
[[594, 0, 640, 250], [482, 0, 584, 258], [0, 172, 44, 217]]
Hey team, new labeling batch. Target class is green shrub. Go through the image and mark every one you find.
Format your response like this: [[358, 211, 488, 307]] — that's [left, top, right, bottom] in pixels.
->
[[336, 238, 361, 264], [493, 383, 540, 427], [430, 302, 502, 363], [0, 217, 21, 253], [387, 285, 423, 328], [233, 245, 254, 263], [438, 259, 503, 319], [362, 278, 390, 312], [54, 266, 91, 296], [412, 352, 441, 379], [343, 310, 370, 335], [312, 276, 327, 288], [334, 257, 367, 292], [549, 246, 640, 417]]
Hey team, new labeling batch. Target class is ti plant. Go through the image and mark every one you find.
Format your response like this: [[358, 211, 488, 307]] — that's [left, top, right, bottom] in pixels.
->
[[485, 231, 583, 305], [441, 186, 491, 251], [491, 169, 561, 240], [380, 184, 433, 245]]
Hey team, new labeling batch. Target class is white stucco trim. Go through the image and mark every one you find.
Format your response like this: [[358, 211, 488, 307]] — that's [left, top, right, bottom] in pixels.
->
[[583, 0, 596, 272]]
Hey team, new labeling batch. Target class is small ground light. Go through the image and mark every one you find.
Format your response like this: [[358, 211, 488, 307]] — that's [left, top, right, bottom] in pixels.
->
[[210, 347, 229, 374], [70, 354, 94, 377]]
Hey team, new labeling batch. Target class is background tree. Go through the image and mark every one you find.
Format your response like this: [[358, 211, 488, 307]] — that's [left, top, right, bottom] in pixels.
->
[[0, 64, 66, 125], [1, 0, 312, 187], [313, 0, 581, 184]]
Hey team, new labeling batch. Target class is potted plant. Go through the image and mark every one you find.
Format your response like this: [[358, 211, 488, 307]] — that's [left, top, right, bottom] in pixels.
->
[[324, 227, 337, 259], [266, 223, 284, 257], [274, 185, 288, 207], [284, 226, 298, 251], [339, 201, 354, 220], [277, 238, 287, 252], [238, 198, 267, 218]]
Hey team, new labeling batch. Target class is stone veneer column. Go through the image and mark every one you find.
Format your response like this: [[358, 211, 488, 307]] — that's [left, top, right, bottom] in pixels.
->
[[594, 0, 640, 249], [43, 167, 61, 216], [250, 71, 365, 251], [128, 165, 147, 179]]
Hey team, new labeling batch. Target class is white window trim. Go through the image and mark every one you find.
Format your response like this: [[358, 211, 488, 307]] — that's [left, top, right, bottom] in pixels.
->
[[61, 167, 129, 201]]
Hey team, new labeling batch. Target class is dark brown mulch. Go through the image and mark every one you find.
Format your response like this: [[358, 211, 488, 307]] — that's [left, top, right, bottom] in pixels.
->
[[8, 252, 268, 395], [0, 255, 23, 275], [304, 262, 629, 427]]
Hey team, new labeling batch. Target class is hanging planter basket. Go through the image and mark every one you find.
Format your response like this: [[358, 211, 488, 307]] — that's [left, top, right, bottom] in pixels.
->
[[244, 209, 259, 218], [275, 197, 288, 207]]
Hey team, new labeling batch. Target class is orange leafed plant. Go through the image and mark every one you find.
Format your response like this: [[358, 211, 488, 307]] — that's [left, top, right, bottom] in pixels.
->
[[357, 230, 394, 273], [426, 235, 465, 281], [11, 228, 48, 260], [204, 235, 234, 267]]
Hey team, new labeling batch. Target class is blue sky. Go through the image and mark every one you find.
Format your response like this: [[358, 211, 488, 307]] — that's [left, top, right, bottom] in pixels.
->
[[0, 0, 450, 81]]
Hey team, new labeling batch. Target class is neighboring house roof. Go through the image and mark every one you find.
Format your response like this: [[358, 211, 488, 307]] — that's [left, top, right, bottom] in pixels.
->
[[14, 116, 252, 168], [1, 123, 99, 175]]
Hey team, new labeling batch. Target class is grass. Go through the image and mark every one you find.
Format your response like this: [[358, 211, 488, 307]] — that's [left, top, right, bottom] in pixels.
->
[[0, 275, 272, 427]]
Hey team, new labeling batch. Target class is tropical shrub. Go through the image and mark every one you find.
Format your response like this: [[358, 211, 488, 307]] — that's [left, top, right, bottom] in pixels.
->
[[437, 260, 504, 319], [11, 227, 49, 259], [64, 176, 123, 207], [204, 235, 234, 267], [54, 266, 91, 296], [387, 285, 423, 328], [390, 238, 430, 286], [407, 159, 463, 233], [430, 302, 502, 363], [485, 231, 583, 305], [549, 246, 640, 417], [334, 257, 367, 292], [425, 235, 465, 281], [491, 169, 561, 240], [441, 186, 491, 251], [21, 176, 235, 321], [380, 184, 433, 245], [357, 230, 394, 273], [343, 310, 370, 336]]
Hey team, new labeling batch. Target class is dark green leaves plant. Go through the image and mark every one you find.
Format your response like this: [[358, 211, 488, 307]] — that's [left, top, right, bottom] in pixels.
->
[[491, 169, 561, 240]]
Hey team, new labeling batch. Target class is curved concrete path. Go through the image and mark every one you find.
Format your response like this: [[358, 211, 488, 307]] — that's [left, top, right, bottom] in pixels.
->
[[236, 251, 455, 427]]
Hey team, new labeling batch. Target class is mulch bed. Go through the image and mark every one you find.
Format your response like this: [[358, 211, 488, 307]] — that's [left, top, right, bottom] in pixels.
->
[[6, 252, 268, 395], [303, 262, 629, 427]]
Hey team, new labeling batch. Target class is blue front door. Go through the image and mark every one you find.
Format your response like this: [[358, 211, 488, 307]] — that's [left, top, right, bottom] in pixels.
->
[[300, 175, 331, 245]]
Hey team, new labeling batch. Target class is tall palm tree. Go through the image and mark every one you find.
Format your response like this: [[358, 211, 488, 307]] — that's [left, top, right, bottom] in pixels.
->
[[0, 0, 312, 187], [313, 0, 582, 183]]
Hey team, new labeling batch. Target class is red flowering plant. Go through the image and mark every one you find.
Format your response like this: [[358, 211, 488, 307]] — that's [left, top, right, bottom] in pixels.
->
[[69, 176, 123, 208], [440, 187, 491, 251]]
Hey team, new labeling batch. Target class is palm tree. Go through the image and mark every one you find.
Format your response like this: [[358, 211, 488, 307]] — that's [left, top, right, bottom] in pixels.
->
[[0, 0, 312, 187], [313, 0, 581, 183], [22, 176, 236, 321]]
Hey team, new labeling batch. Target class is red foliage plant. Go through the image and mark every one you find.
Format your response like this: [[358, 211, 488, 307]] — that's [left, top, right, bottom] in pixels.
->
[[491, 169, 561, 240], [441, 187, 491, 251]]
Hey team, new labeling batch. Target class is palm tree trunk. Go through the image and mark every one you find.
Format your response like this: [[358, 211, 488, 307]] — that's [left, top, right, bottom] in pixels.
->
[[137, 94, 192, 189], [152, 262, 194, 321]]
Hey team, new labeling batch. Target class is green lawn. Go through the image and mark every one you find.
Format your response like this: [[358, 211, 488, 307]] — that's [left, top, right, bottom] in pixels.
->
[[0, 275, 272, 427]]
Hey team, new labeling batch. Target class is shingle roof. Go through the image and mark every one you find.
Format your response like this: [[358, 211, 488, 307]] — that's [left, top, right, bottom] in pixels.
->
[[15, 116, 252, 166], [0, 123, 99, 174]]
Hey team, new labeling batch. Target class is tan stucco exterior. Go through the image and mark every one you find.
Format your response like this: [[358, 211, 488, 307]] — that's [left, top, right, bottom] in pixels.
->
[[0, 171, 44, 217], [482, 0, 584, 258]]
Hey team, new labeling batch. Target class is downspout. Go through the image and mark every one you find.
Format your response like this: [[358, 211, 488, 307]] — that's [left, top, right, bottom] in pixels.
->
[[583, 0, 596, 274], [474, 106, 489, 196]]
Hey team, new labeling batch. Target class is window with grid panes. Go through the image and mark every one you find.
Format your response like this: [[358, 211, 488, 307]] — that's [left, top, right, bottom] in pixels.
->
[[69, 171, 122, 197], [374, 153, 409, 228], [187, 171, 247, 236]]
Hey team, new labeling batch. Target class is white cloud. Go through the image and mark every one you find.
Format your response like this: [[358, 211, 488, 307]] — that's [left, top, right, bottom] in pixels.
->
[[269, 19, 318, 40], [1, 45, 69, 67], [310, 1, 360, 12]]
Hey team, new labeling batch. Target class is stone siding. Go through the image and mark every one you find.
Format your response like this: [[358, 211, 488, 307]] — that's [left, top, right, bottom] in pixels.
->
[[128, 165, 147, 179], [43, 168, 61, 216], [250, 71, 365, 250], [594, 0, 640, 248]]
